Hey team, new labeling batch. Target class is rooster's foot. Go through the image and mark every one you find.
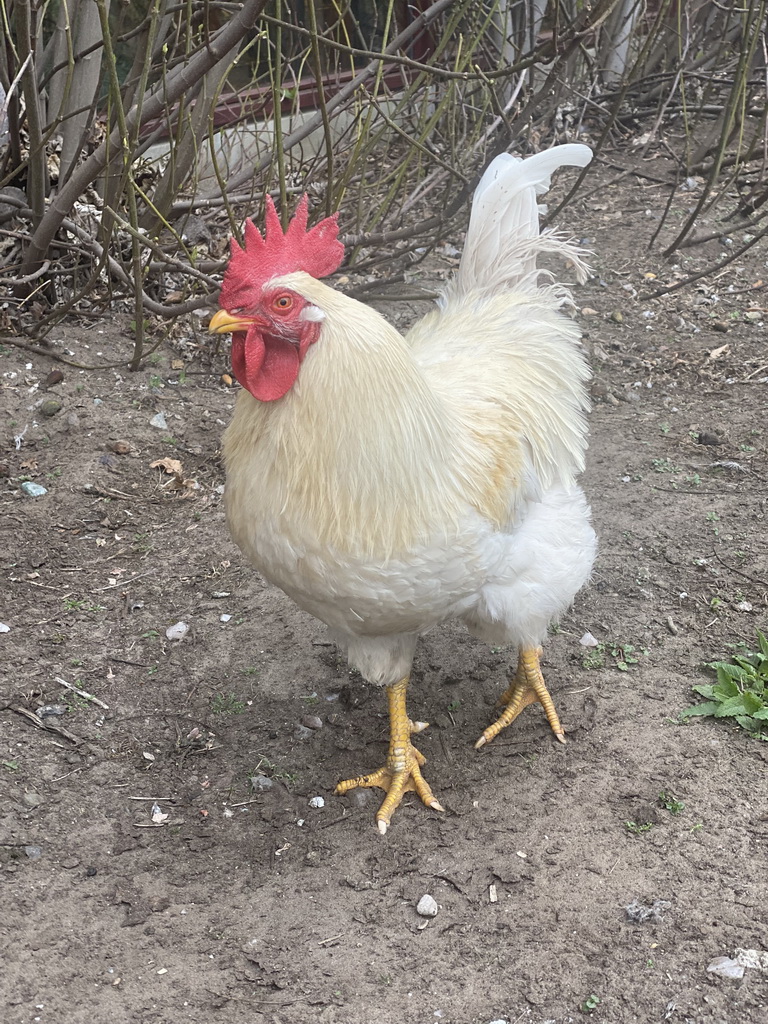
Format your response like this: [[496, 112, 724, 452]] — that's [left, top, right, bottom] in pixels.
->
[[475, 646, 565, 749], [335, 677, 444, 833]]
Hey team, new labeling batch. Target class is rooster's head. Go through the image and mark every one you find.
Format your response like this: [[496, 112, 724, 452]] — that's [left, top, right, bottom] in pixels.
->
[[209, 195, 344, 401]]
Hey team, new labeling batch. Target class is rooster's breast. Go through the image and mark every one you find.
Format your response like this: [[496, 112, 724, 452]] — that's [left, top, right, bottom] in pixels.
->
[[230, 507, 499, 638]]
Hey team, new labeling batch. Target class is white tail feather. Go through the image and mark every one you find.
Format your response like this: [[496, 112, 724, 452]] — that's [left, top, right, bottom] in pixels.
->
[[448, 144, 593, 303]]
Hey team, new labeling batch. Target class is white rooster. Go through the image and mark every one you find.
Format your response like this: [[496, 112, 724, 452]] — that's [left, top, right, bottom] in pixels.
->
[[210, 144, 597, 832]]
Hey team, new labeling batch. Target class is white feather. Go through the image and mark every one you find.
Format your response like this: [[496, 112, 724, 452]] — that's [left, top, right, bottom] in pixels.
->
[[448, 144, 593, 302]]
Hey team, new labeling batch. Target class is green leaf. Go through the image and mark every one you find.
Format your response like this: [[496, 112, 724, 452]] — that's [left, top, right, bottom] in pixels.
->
[[713, 673, 741, 697], [735, 715, 761, 733], [752, 707, 768, 720], [714, 694, 749, 717], [692, 683, 716, 699], [742, 690, 766, 715], [720, 665, 751, 687], [732, 654, 764, 679], [680, 701, 721, 718], [756, 629, 768, 657]]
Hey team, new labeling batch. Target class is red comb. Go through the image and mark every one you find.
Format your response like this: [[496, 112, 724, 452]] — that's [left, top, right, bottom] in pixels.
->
[[220, 195, 344, 305]]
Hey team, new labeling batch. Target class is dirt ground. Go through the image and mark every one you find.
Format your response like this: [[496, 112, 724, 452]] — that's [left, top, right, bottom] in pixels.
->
[[1, 158, 767, 1024]]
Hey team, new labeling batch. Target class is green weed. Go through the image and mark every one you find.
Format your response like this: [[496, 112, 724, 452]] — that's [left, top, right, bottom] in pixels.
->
[[658, 791, 685, 814], [211, 693, 246, 715], [625, 820, 654, 836], [582, 640, 647, 672], [252, 755, 298, 785], [681, 630, 768, 740]]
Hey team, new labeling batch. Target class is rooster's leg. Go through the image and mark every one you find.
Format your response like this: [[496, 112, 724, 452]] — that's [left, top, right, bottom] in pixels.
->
[[335, 676, 444, 834], [475, 646, 566, 749]]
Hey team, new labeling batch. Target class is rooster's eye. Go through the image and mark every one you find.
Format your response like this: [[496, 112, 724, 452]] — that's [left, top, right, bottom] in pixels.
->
[[272, 294, 293, 312]]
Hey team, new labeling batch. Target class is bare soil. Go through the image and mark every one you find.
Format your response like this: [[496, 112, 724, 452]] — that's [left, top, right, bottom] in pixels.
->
[[1, 161, 767, 1024]]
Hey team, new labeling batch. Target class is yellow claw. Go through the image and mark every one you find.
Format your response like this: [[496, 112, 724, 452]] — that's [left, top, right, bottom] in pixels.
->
[[476, 646, 566, 749], [335, 676, 444, 832]]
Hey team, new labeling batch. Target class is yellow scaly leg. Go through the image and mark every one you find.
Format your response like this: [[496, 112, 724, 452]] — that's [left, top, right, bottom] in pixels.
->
[[475, 646, 566, 749], [335, 676, 444, 834]]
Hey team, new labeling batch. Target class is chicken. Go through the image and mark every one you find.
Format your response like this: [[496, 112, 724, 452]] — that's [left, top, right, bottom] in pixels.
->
[[209, 144, 597, 833]]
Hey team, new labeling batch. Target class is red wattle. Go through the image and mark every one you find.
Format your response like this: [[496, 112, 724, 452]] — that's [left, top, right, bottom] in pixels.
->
[[231, 328, 300, 402]]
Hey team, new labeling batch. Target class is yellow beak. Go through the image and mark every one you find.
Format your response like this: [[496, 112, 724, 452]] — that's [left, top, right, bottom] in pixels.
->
[[209, 309, 256, 334]]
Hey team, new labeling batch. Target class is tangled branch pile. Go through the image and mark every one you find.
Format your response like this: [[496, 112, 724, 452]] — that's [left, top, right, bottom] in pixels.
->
[[0, 0, 766, 363]]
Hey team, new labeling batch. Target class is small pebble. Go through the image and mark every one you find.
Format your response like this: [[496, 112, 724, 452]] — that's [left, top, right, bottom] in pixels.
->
[[697, 431, 723, 446], [416, 894, 439, 917], [39, 398, 62, 417], [219, 614, 232, 623], [345, 788, 372, 808], [302, 715, 323, 730], [735, 948, 768, 970], [150, 412, 168, 430], [61, 856, 81, 869], [707, 956, 744, 980], [21, 482, 47, 498], [308, 796, 325, 809], [110, 440, 132, 454], [22, 791, 43, 808], [36, 704, 66, 719], [625, 899, 670, 923], [165, 621, 189, 641], [579, 632, 599, 648], [294, 724, 313, 740], [24, 846, 43, 861], [98, 454, 121, 472], [250, 775, 274, 792], [0, 622, 9, 633], [42, 370, 64, 389]]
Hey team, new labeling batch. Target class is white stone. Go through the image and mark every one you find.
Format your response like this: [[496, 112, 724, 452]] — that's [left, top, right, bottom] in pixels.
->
[[416, 894, 439, 917], [707, 956, 744, 979], [735, 948, 768, 970]]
